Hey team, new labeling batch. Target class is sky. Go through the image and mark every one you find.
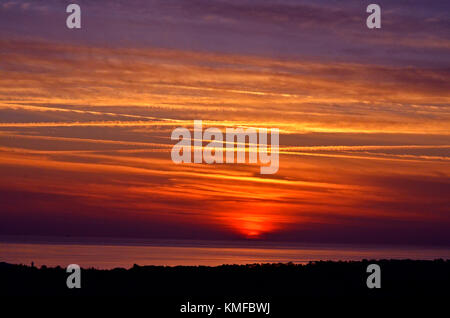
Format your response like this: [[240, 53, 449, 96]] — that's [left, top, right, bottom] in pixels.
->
[[0, 0, 449, 246]]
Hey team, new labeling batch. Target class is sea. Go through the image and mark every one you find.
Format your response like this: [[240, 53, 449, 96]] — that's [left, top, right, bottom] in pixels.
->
[[1, 236, 449, 269]]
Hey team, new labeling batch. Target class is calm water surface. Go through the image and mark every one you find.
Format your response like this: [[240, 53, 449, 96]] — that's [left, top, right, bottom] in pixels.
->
[[1, 238, 449, 269]]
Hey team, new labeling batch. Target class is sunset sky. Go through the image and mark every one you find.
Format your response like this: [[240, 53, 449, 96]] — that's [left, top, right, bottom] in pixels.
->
[[0, 0, 449, 246]]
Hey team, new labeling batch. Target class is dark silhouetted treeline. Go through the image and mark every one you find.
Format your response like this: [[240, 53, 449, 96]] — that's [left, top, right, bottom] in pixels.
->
[[1, 259, 449, 300]]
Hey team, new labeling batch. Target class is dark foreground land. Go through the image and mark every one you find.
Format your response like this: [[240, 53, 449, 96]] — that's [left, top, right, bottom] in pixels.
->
[[2, 259, 450, 297], [1, 260, 449, 313]]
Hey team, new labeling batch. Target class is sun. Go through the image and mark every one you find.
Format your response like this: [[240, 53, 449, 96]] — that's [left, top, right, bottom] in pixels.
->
[[234, 215, 274, 239]]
